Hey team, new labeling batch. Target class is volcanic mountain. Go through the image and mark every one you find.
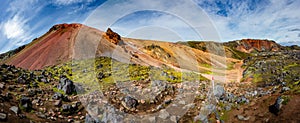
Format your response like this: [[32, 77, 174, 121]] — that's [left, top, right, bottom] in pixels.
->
[[1, 23, 163, 70], [1, 23, 290, 83], [0, 23, 244, 82]]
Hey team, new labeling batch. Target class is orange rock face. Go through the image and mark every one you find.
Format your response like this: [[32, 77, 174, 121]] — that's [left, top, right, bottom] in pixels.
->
[[5, 23, 83, 70], [104, 28, 121, 45], [236, 39, 280, 53]]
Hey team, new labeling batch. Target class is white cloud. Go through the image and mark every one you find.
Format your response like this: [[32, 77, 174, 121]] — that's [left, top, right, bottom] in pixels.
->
[[0, 15, 33, 47], [84, 0, 300, 45], [84, 0, 221, 41], [0, 0, 45, 53], [196, 0, 300, 45], [3, 16, 25, 39]]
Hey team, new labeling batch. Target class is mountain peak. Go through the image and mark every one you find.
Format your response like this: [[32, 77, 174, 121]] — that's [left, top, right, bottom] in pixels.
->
[[49, 23, 82, 32]]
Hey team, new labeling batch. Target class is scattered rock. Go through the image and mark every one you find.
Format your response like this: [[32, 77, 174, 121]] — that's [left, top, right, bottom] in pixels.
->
[[17, 77, 27, 84], [54, 100, 62, 107], [5, 92, 13, 100], [281, 87, 290, 93], [80, 116, 85, 120], [20, 96, 32, 111], [237, 115, 250, 121], [32, 99, 41, 105], [236, 96, 249, 104], [0, 113, 7, 121], [8, 85, 15, 91], [269, 96, 283, 115], [159, 109, 170, 119], [10, 106, 19, 115], [96, 64, 103, 69], [121, 96, 138, 110], [58, 76, 77, 95], [52, 92, 63, 100], [0, 83, 4, 89], [214, 85, 225, 99], [97, 72, 105, 79], [62, 104, 74, 114], [36, 112, 46, 119], [225, 105, 231, 111], [28, 89, 37, 97]]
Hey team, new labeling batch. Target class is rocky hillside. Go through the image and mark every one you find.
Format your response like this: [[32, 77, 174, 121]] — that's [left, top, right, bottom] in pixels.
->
[[2, 24, 83, 70], [0, 23, 299, 123], [224, 39, 281, 53], [2, 23, 242, 83]]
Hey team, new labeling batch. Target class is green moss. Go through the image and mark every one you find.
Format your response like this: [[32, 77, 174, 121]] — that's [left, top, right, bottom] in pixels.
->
[[45, 56, 208, 91], [220, 110, 229, 121], [252, 73, 262, 83], [284, 63, 299, 71], [282, 95, 290, 105], [53, 87, 65, 95]]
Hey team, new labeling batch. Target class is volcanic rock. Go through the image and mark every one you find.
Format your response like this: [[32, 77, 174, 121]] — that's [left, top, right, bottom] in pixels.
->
[[269, 96, 284, 115], [121, 96, 138, 110], [0, 113, 7, 121], [105, 28, 121, 45], [58, 76, 76, 95], [10, 106, 19, 115], [20, 96, 32, 111]]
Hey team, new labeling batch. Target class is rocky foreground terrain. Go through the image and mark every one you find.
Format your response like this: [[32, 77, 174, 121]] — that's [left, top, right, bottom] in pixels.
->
[[0, 23, 299, 123]]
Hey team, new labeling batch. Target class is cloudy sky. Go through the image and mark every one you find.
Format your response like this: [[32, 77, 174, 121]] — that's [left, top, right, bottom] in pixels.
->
[[0, 0, 300, 53]]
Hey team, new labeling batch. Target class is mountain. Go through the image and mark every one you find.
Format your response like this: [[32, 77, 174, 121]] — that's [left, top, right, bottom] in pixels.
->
[[1, 23, 242, 83], [0, 23, 299, 123]]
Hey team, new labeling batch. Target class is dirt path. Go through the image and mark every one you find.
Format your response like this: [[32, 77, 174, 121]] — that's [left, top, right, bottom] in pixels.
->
[[226, 94, 300, 122], [201, 61, 244, 83]]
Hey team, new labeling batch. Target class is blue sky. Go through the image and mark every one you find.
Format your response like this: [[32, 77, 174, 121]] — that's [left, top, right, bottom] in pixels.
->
[[1, 0, 300, 53]]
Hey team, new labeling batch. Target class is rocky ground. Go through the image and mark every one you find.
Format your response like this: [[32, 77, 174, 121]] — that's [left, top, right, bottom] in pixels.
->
[[0, 49, 299, 123], [0, 64, 87, 123]]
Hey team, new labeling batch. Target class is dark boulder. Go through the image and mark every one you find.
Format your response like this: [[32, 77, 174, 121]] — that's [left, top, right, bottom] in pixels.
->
[[97, 72, 105, 80], [17, 76, 28, 84], [20, 96, 32, 111], [52, 92, 69, 102], [96, 64, 103, 69], [57, 76, 76, 95], [32, 82, 38, 88], [269, 96, 283, 115], [5, 92, 13, 100], [121, 96, 138, 110], [28, 89, 37, 97], [236, 95, 249, 104], [52, 92, 63, 100], [61, 104, 74, 114]]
